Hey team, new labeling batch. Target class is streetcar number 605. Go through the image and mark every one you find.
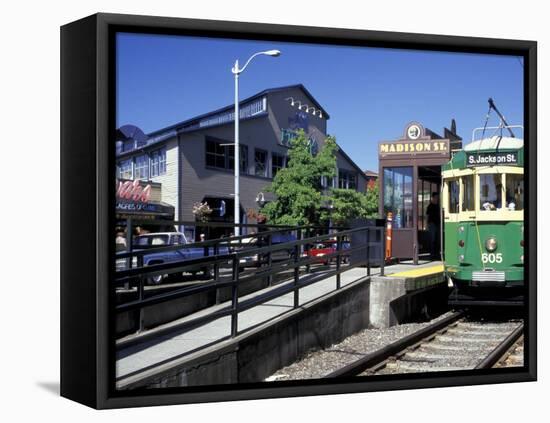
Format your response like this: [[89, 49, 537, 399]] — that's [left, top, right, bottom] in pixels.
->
[[482, 253, 503, 264]]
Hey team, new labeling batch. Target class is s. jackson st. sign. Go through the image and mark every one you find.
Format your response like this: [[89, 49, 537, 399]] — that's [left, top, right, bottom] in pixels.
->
[[466, 151, 519, 167]]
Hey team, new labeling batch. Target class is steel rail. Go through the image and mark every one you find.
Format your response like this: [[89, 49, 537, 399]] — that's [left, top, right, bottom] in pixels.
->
[[475, 323, 524, 369], [324, 311, 465, 378]]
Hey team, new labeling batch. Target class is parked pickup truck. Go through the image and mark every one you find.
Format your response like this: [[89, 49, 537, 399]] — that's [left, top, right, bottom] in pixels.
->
[[116, 232, 229, 285]]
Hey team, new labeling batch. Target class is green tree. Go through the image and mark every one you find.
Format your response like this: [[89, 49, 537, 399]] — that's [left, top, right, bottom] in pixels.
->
[[364, 183, 379, 217], [261, 130, 337, 226], [326, 184, 379, 226], [262, 130, 380, 227]]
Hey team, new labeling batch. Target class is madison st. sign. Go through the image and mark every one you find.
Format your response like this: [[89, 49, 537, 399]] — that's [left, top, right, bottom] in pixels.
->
[[378, 140, 450, 158]]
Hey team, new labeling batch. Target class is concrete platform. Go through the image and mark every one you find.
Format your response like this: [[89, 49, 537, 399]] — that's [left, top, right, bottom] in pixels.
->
[[369, 261, 446, 328]]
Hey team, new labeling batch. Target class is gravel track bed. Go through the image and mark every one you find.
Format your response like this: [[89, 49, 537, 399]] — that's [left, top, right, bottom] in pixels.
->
[[265, 312, 455, 381], [373, 320, 522, 375]]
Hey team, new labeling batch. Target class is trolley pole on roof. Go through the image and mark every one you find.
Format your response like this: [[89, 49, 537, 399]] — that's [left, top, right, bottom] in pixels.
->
[[488, 98, 516, 138]]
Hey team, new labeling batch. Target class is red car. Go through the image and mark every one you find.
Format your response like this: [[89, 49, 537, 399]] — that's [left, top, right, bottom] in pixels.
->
[[304, 240, 350, 265]]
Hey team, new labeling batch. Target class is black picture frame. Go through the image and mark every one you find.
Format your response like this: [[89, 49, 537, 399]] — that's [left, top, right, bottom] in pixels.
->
[[60, 12, 537, 409]]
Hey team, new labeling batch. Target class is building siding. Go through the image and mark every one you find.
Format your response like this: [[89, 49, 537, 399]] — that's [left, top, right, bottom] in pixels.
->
[[148, 139, 179, 218]]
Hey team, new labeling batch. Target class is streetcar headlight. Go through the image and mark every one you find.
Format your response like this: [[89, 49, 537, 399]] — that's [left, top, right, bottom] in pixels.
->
[[521, 255, 524, 262], [458, 240, 465, 248], [459, 254, 465, 262], [485, 237, 497, 252]]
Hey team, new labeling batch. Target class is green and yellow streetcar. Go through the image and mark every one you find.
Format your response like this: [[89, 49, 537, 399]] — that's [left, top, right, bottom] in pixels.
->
[[442, 100, 524, 307]]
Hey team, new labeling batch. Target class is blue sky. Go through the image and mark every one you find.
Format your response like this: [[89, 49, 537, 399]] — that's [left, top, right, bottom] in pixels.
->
[[116, 32, 524, 172]]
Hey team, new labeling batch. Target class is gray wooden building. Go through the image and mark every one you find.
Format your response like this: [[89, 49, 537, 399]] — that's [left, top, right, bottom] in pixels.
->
[[116, 84, 368, 231]]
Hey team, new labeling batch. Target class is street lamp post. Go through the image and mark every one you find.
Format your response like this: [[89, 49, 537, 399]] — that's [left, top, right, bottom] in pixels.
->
[[231, 50, 280, 236]]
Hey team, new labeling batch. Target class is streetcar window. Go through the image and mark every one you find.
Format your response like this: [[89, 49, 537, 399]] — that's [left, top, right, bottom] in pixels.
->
[[480, 174, 502, 211], [447, 179, 459, 214], [461, 175, 475, 212], [506, 174, 524, 211]]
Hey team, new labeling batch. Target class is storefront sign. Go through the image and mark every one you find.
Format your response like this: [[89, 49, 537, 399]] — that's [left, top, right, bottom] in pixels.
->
[[379, 140, 449, 157], [466, 151, 518, 167], [280, 111, 310, 148], [116, 179, 151, 203], [116, 199, 174, 218], [407, 124, 422, 140]]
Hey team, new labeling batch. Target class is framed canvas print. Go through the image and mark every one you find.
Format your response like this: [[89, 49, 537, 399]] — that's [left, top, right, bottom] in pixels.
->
[[60, 12, 537, 409]]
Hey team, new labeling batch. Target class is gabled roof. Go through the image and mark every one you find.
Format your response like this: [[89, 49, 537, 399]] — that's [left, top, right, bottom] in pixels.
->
[[336, 143, 369, 180], [147, 84, 330, 139]]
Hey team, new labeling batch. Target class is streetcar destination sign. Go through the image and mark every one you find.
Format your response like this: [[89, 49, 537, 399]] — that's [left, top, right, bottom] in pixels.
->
[[466, 151, 519, 167]]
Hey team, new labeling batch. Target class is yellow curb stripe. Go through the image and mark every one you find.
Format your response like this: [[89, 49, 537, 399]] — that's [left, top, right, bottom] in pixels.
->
[[389, 264, 445, 278]]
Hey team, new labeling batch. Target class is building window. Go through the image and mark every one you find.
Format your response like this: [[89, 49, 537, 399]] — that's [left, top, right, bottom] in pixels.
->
[[134, 154, 149, 180], [150, 148, 166, 177], [383, 167, 413, 229], [119, 159, 133, 180], [206, 139, 227, 169], [206, 138, 247, 172], [272, 153, 286, 177], [338, 169, 357, 190], [158, 148, 167, 174], [228, 144, 249, 174], [255, 149, 268, 177], [320, 176, 335, 190]]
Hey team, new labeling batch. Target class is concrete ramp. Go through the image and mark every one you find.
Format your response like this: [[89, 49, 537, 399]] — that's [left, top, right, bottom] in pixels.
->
[[117, 267, 371, 389]]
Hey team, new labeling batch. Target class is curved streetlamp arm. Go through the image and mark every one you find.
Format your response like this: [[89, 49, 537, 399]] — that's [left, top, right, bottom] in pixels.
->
[[233, 50, 280, 74]]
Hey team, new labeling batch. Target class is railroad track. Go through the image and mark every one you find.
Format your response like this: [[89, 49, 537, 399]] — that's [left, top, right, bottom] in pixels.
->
[[324, 311, 524, 378]]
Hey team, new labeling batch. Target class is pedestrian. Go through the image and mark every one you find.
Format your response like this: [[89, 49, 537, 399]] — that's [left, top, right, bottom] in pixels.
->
[[115, 228, 127, 252], [426, 192, 441, 260]]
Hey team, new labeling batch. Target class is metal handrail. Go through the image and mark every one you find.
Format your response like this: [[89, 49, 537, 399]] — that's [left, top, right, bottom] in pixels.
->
[[115, 223, 384, 338], [116, 224, 345, 259], [116, 227, 362, 275]]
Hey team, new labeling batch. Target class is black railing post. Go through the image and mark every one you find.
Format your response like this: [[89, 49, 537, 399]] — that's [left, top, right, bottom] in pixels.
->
[[214, 243, 221, 304], [336, 233, 342, 289], [366, 227, 371, 277], [137, 254, 145, 333], [125, 218, 133, 290], [305, 228, 311, 274], [231, 255, 239, 337], [380, 227, 385, 276], [293, 230, 301, 308], [267, 233, 273, 286]]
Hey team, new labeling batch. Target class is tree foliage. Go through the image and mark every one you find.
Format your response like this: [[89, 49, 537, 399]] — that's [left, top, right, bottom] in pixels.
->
[[261, 130, 336, 226], [261, 130, 379, 226]]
